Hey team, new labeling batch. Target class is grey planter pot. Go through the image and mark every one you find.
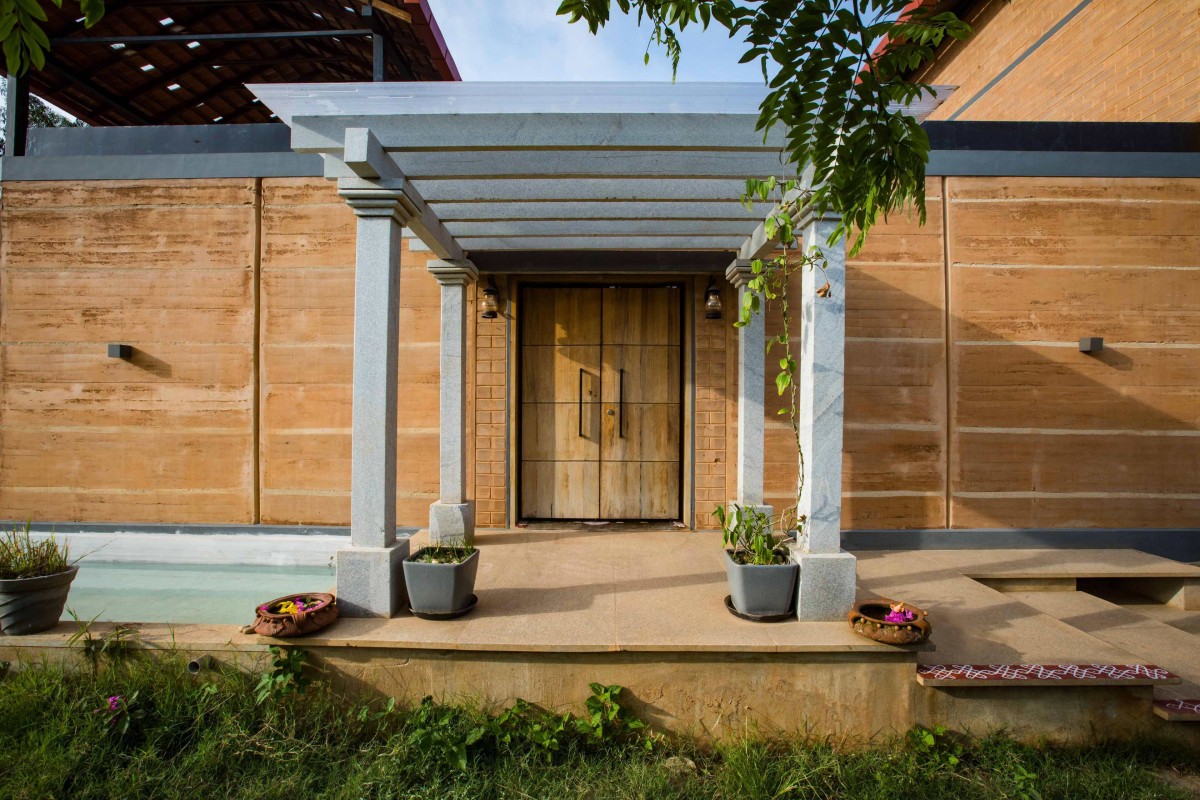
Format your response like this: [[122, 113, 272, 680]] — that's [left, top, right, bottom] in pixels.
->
[[724, 551, 797, 617], [403, 548, 479, 615], [0, 565, 79, 636]]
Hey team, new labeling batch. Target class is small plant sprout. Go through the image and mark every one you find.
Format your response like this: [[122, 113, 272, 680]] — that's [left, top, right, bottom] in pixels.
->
[[255, 646, 310, 705]]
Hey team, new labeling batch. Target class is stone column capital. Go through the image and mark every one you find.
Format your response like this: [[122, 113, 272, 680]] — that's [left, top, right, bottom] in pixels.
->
[[725, 259, 756, 288], [338, 185, 415, 224], [795, 206, 842, 232], [428, 259, 480, 286]]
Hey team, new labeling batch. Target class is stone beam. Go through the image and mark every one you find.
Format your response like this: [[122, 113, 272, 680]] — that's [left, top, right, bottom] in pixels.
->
[[289, 112, 786, 153], [331, 128, 465, 262], [323, 148, 795, 180], [455, 235, 744, 251], [737, 187, 806, 262], [431, 201, 762, 222]]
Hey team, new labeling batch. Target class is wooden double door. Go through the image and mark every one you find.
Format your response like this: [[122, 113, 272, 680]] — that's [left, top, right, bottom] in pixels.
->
[[520, 285, 682, 520]]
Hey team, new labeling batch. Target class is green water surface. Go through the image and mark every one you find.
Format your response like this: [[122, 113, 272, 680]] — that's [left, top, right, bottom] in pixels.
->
[[62, 562, 334, 625]]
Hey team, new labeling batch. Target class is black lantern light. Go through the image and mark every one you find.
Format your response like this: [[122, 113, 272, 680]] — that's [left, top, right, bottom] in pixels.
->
[[480, 276, 500, 319], [704, 278, 723, 320]]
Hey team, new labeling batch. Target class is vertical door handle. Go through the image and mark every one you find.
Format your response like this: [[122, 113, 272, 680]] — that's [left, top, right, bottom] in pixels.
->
[[618, 368, 625, 438], [578, 368, 585, 437]]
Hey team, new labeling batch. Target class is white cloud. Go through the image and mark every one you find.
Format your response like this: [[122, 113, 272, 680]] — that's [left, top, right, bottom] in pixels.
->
[[426, 0, 764, 83]]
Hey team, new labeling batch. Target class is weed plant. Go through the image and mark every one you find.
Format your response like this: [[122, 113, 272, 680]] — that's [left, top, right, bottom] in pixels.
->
[[0, 654, 1195, 800], [715, 504, 790, 566], [0, 521, 71, 580], [409, 539, 478, 565]]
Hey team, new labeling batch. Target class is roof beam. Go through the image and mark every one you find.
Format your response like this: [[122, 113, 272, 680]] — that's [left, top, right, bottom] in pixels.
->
[[289, 113, 785, 152], [737, 188, 807, 261], [51, 29, 374, 46], [415, 178, 750, 203], [431, 201, 763, 222], [40, 55, 154, 125], [474, 250, 731, 273], [459, 236, 743, 252], [445, 219, 754, 237], [322, 149, 793, 180], [336, 129, 463, 261]]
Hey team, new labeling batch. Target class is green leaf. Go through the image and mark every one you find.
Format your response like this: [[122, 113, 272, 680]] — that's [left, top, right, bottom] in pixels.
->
[[14, 0, 47, 22]]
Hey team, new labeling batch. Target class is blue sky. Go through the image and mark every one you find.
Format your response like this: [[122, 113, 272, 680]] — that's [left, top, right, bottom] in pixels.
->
[[425, 0, 766, 83]]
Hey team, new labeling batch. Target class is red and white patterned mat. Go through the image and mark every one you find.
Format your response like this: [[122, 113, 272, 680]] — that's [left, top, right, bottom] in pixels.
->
[[917, 664, 1175, 682], [1154, 699, 1200, 717]]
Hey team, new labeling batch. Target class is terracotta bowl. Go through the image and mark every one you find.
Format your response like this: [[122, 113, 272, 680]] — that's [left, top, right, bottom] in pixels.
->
[[848, 599, 931, 645], [250, 592, 338, 638]]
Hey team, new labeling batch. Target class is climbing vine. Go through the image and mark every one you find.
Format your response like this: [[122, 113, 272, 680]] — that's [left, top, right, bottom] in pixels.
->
[[560, 0, 971, 531]]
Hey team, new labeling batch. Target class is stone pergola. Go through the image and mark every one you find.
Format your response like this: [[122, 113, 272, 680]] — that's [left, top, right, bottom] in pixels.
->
[[251, 82, 947, 621]]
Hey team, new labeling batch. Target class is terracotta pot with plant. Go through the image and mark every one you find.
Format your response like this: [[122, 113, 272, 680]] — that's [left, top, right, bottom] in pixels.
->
[[0, 522, 79, 636], [403, 540, 479, 619], [716, 504, 798, 619]]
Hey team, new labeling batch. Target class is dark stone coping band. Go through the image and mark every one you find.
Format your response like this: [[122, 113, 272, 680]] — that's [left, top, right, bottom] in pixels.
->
[[3, 149, 1197, 182], [843, 528, 1200, 564], [7, 521, 355, 537], [7, 521, 1196, 563], [2, 122, 1197, 182], [924, 121, 1200, 153], [0, 152, 323, 181]]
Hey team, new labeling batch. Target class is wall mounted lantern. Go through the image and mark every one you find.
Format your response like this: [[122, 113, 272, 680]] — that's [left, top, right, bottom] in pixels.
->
[[107, 343, 132, 359], [704, 278, 723, 320], [1079, 337, 1104, 353], [480, 277, 500, 319]]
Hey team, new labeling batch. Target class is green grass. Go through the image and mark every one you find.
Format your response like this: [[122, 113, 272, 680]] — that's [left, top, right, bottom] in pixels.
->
[[0, 653, 1196, 800], [0, 521, 71, 579]]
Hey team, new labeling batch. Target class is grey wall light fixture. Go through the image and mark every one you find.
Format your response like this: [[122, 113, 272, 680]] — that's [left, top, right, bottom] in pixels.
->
[[107, 343, 132, 359], [480, 277, 499, 319], [704, 278, 723, 320], [1079, 337, 1104, 353]]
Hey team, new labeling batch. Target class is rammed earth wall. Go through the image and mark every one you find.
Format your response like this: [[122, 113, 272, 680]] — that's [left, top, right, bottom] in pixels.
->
[[1, 175, 1197, 531]]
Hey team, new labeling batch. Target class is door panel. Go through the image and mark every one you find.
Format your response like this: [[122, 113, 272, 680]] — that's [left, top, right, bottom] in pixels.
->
[[520, 284, 681, 521], [600, 462, 679, 519], [602, 286, 680, 345], [523, 287, 601, 345], [522, 461, 600, 519], [601, 403, 679, 462], [520, 346, 600, 404], [522, 403, 600, 461], [601, 345, 679, 404]]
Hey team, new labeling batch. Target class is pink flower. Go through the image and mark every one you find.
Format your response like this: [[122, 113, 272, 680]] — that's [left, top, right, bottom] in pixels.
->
[[108, 696, 121, 711]]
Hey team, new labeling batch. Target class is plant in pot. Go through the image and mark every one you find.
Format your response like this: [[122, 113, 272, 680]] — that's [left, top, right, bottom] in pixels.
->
[[0, 522, 79, 636], [403, 539, 479, 619], [715, 504, 797, 619]]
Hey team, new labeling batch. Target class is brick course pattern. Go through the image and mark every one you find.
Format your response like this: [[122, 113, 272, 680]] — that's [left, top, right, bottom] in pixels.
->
[[472, 280, 508, 528], [694, 280, 735, 524]]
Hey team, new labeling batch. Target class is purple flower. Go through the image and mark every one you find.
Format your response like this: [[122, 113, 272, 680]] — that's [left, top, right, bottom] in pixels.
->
[[108, 695, 121, 711]]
